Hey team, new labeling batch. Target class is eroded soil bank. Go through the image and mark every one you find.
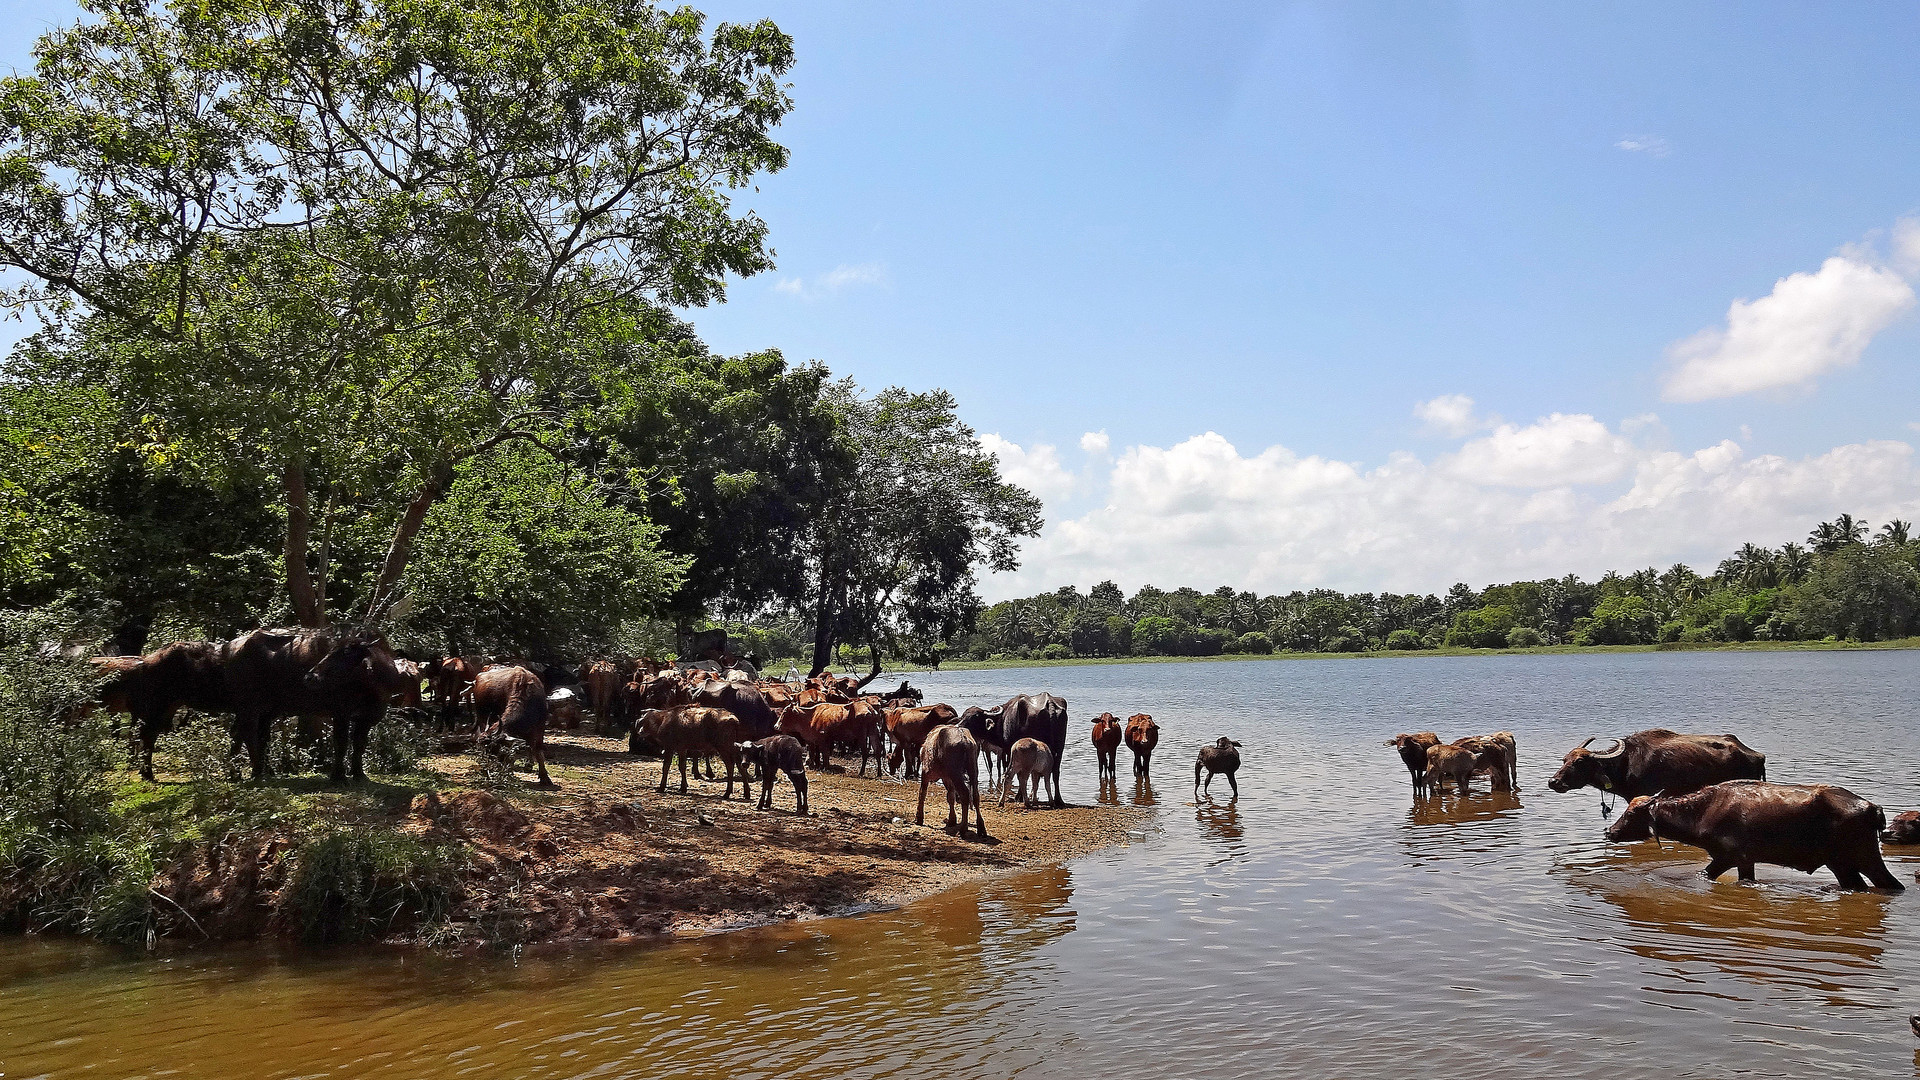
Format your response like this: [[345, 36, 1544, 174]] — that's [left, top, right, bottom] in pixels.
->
[[138, 732, 1152, 949]]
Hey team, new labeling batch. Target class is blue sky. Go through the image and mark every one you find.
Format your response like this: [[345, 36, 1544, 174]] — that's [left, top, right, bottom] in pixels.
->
[[7, 2, 1920, 598]]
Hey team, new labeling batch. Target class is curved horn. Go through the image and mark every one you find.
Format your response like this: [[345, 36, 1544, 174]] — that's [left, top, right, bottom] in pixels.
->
[[1577, 737, 1597, 750], [1590, 738, 1626, 760]]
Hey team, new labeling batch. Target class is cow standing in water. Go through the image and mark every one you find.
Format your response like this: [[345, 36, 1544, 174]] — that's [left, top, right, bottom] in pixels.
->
[[1194, 738, 1242, 797], [1125, 714, 1159, 777], [1387, 732, 1440, 796], [1090, 714, 1123, 781], [1548, 730, 1765, 799], [1606, 781, 1902, 891]]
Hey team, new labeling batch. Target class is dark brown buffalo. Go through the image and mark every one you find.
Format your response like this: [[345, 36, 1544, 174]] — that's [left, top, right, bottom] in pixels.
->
[[469, 665, 554, 788], [689, 680, 777, 740], [1194, 737, 1242, 797], [1883, 810, 1920, 845], [1548, 729, 1766, 799], [981, 694, 1068, 806], [228, 628, 410, 782], [1605, 780, 1902, 890], [95, 641, 231, 781], [736, 734, 809, 813], [637, 706, 750, 799], [1124, 713, 1159, 777], [1386, 732, 1440, 795], [916, 724, 988, 839], [1090, 713, 1123, 780]]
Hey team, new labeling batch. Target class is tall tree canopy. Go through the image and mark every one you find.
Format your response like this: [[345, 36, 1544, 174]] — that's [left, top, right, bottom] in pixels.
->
[[1, 0, 794, 627]]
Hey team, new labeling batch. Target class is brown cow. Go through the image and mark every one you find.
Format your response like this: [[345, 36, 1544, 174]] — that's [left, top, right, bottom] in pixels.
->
[[1883, 810, 1920, 845], [1422, 743, 1475, 797], [581, 660, 624, 735], [778, 700, 885, 775], [470, 665, 553, 788], [1386, 732, 1440, 795], [1194, 737, 1242, 797], [916, 724, 988, 839], [638, 706, 750, 799], [1607, 780, 1902, 890], [1450, 733, 1517, 792], [886, 703, 960, 779], [1003, 737, 1056, 808], [229, 628, 411, 782], [1090, 713, 1123, 780], [736, 734, 809, 813], [1125, 714, 1159, 777]]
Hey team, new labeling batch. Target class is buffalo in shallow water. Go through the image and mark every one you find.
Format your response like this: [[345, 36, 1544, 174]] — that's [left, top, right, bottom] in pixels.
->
[[1605, 780, 1902, 891], [1194, 737, 1242, 797], [1548, 729, 1765, 800]]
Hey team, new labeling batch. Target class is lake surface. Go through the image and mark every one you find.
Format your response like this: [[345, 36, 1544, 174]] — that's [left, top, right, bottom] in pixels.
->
[[7, 650, 1920, 1078]]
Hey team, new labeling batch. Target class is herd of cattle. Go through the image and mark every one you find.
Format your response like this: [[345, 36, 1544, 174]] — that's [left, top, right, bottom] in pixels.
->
[[83, 626, 1234, 842], [1390, 725, 1912, 892]]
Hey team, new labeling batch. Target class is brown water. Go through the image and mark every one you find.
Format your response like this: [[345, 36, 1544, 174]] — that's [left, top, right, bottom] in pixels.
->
[[6, 650, 1920, 1078]]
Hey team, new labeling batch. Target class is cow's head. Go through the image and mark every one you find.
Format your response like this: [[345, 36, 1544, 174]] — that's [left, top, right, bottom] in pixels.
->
[[1604, 795, 1660, 842], [1216, 737, 1241, 750], [304, 633, 381, 693], [1547, 738, 1624, 793]]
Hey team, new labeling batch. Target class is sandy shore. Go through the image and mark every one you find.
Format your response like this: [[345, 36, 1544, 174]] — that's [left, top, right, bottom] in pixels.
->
[[404, 732, 1152, 947]]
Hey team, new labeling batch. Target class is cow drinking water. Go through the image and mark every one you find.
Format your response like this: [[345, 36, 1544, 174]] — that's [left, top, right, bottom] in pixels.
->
[[1605, 780, 1902, 891]]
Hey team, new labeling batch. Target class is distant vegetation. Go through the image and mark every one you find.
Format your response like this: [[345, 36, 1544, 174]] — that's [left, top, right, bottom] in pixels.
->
[[952, 515, 1920, 662]]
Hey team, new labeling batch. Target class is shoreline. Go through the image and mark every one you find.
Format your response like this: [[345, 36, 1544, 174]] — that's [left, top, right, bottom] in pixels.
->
[[78, 734, 1152, 953], [895, 637, 1920, 672]]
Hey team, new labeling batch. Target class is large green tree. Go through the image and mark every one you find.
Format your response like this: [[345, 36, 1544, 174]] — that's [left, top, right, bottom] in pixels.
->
[[1, 0, 793, 627]]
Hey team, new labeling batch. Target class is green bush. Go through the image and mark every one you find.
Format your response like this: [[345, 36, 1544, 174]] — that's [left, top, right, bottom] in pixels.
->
[[367, 710, 437, 775], [285, 828, 465, 945], [1574, 595, 1662, 645], [1446, 605, 1519, 649], [0, 610, 118, 834], [155, 714, 244, 784], [1505, 626, 1544, 648], [1323, 625, 1366, 653], [1232, 631, 1273, 654], [1035, 643, 1072, 661], [1384, 628, 1423, 651], [1659, 619, 1685, 643]]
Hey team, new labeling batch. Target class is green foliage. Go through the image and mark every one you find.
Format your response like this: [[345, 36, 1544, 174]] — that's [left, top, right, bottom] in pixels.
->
[[399, 444, 685, 657], [1575, 595, 1663, 646], [1505, 626, 1545, 648], [154, 715, 244, 786], [365, 711, 437, 777], [1036, 643, 1072, 661], [0, 609, 117, 834], [1384, 628, 1424, 651], [1789, 542, 1920, 641], [1446, 605, 1520, 649], [1232, 631, 1274, 654], [285, 829, 465, 945]]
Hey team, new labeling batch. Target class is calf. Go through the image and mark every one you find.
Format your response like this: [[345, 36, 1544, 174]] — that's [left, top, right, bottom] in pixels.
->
[[1422, 743, 1475, 797], [1003, 737, 1056, 808], [917, 724, 989, 839], [1194, 737, 1242, 797], [736, 734, 809, 813], [1124, 714, 1159, 777], [471, 665, 554, 788], [637, 706, 750, 799], [1451, 733, 1517, 792], [886, 704, 959, 779], [1607, 780, 1902, 890], [1090, 713, 1123, 780], [1386, 732, 1439, 795], [1882, 810, 1920, 845]]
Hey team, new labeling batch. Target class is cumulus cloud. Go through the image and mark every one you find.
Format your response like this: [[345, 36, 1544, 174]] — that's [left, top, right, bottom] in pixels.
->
[[772, 262, 888, 299], [1444, 413, 1636, 487], [980, 423, 1920, 601], [1080, 430, 1111, 456], [1413, 393, 1493, 437], [1615, 135, 1671, 157], [979, 434, 1076, 502], [1661, 255, 1915, 401]]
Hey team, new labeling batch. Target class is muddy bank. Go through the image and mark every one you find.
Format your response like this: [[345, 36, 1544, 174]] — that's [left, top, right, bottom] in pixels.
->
[[123, 732, 1151, 950]]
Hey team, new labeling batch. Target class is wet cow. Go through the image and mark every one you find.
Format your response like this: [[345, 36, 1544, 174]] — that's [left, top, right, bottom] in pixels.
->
[[1549, 729, 1766, 800], [1606, 780, 1902, 891], [1194, 737, 1242, 797], [1386, 732, 1440, 796], [1125, 714, 1159, 777], [1003, 737, 1056, 808], [1090, 713, 1123, 780]]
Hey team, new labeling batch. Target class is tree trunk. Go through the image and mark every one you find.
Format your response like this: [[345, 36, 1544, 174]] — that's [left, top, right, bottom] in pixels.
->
[[282, 457, 324, 628], [364, 464, 450, 623], [853, 628, 883, 690], [808, 560, 836, 679]]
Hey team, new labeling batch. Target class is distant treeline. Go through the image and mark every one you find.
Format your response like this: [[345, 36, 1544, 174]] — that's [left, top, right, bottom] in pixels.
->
[[934, 515, 1920, 662]]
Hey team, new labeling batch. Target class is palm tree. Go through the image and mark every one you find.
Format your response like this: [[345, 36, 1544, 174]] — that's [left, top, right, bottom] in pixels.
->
[[1811, 514, 1868, 553], [1777, 542, 1812, 584], [1879, 519, 1912, 546]]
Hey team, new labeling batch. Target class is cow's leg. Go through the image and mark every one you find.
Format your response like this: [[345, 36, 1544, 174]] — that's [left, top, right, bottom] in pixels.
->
[[136, 707, 169, 782], [946, 784, 960, 832], [1864, 857, 1904, 891], [658, 753, 671, 793], [351, 711, 377, 782], [916, 773, 931, 826], [1702, 858, 1733, 881], [1832, 865, 1868, 890], [1737, 862, 1756, 881], [971, 775, 989, 839], [679, 753, 691, 794], [1226, 772, 1239, 798], [327, 712, 351, 784], [1050, 755, 1064, 807], [238, 711, 271, 781], [530, 737, 554, 788], [791, 771, 809, 814]]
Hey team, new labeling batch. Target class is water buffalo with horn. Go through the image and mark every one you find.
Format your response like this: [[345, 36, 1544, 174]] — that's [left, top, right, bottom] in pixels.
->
[[997, 693, 1069, 806], [1547, 729, 1765, 799], [1605, 780, 1902, 890]]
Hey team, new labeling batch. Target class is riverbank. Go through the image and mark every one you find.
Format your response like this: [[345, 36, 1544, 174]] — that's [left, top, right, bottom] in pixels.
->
[[3, 734, 1149, 952], [907, 636, 1920, 671]]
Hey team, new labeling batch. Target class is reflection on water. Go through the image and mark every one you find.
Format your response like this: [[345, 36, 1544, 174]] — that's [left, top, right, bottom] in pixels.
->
[[8, 650, 1920, 1078]]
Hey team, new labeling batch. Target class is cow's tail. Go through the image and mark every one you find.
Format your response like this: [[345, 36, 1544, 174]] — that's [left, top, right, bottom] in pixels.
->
[[1194, 758, 1203, 788]]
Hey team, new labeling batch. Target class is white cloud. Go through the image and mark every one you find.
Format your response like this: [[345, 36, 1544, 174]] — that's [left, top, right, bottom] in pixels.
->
[[1413, 393, 1493, 437], [979, 434, 1076, 502], [1893, 217, 1920, 277], [1445, 413, 1636, 487], [1615, 135, 1671, 157], [981, 423, 1920, 601], [1662, 255, 1914, 402], [772, 262, 888, 299], [1079, 430, 1111, 456]]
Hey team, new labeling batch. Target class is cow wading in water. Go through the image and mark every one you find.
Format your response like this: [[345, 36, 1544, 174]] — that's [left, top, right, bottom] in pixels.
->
[[1605, 780, 1902, 891], [1548, 729, 1766, 802]]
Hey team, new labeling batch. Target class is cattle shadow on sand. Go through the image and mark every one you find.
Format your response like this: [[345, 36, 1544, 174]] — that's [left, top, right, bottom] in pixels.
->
[[540, 740, 638, 769]]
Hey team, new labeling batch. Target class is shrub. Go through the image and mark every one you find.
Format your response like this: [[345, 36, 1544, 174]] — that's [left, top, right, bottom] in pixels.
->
[[155, 714, 245, 784], [1035, 643, 1072, 661], [285, 828, 465, 945], [1659, 619, 1685, 643], [1716, 611, 1753, 643], [1323, 626, 1366, 653], [0, 609, 118, 834], [1505, 626, 1545, 648], [1233, 631, 1273, 654], [1574, 595, 1662, 646], [1447, 605, 1519, 649], [1384, 628, 1422, 651], [367, 710, 437, 775]]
